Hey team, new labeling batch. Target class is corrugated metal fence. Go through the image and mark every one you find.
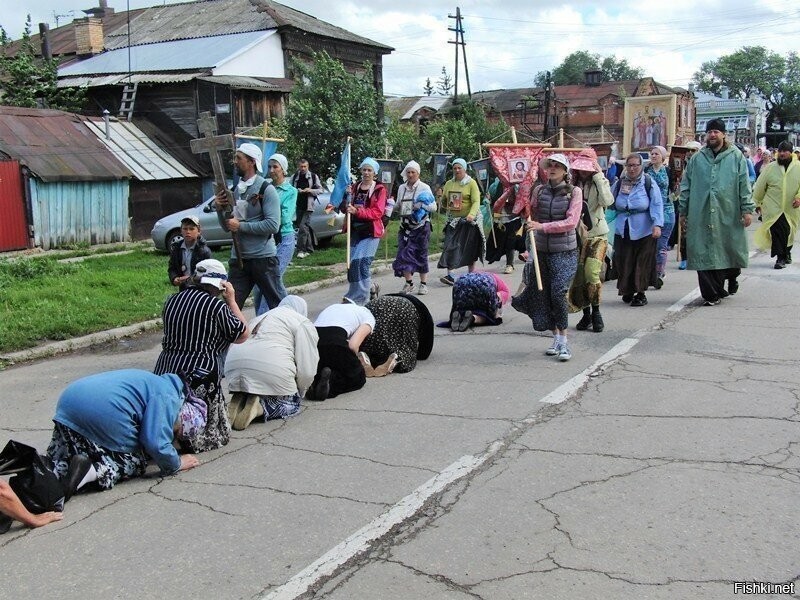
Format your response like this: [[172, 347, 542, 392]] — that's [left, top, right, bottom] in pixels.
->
[[30, 179, 129, 249]]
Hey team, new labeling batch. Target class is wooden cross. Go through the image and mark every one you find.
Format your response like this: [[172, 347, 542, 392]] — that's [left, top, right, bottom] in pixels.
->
[[190, 112, 242, 267], [190, 111, 234, 194]]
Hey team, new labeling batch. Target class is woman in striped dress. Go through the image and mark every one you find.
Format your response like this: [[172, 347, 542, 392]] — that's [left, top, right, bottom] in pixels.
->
[[154, 259, 248, 453]]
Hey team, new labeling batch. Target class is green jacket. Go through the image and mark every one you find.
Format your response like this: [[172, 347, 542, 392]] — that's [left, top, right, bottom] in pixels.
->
[[678, 144, 755, 270]]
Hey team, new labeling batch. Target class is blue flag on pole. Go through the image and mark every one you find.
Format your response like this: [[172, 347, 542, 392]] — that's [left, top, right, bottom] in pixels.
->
[[330, 140, 351, 209]]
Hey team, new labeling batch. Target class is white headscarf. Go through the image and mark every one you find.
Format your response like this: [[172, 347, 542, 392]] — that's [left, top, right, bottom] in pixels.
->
[[278, 295, 308, 317], [402, 160, 421, 183]]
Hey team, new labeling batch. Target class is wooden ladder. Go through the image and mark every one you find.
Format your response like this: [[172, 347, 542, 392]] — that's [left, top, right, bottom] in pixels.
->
[[118, 82, 138, 121]]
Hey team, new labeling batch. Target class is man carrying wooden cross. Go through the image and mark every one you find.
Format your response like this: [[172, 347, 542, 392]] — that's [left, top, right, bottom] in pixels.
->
[[215, 143, 287, 310]]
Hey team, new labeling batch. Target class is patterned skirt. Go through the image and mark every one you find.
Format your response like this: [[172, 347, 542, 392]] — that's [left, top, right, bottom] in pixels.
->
[[178, 369, 228, 454], [47, 423, 147, 490], [259, 394, 301, 420], [393, 222, 431, 276], [452, 272, 501, 323], [361, 295, 421, 373]]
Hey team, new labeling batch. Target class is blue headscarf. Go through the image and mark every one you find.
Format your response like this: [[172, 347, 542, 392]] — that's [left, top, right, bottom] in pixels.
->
[[359, 157, 380, 174]]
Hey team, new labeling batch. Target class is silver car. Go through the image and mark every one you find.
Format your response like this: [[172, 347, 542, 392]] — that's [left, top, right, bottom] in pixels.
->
[[151, 189, 345, 251]]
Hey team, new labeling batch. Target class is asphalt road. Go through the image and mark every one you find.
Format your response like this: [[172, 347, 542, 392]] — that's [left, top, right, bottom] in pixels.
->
[[1, 247, 798, 600]]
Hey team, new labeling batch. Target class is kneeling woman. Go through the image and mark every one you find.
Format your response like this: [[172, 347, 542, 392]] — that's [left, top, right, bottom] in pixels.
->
[[46, 369, 202, 493], [359, 294, 434, 376], [154, 259, 248, 453], [307, 303, 375, 400], [225, 296, 320, 430], [448, 271, 510, 332]]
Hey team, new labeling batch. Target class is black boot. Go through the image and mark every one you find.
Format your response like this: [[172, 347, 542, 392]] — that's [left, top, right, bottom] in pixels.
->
[[591, 305, 604, 332], [64, 454, 93, 502], [576, 307, 592, 331]]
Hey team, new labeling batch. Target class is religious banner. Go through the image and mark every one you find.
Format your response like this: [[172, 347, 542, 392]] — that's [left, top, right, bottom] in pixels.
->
[[667, 146, 693, 195], [468, 157, 492, 193], [486, 144, 549, 216], [376, 159, 403, 195], [429, 153, 454, 192], [623, 95, 677, 156]]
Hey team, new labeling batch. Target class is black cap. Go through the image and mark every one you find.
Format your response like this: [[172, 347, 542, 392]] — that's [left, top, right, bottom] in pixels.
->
[[705, 118, 726, 133]]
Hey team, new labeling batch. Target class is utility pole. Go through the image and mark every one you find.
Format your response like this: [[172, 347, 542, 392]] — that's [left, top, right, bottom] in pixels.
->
[[447, 7, 471, 103], [542, 71, 553, 142]]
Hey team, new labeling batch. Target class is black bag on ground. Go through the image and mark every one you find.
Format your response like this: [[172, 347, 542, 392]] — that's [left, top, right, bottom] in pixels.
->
[[1, 440, 65, 516]]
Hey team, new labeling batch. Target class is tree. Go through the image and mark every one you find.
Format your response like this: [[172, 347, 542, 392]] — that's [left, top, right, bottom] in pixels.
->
[[692, 46, 800, 131], [436, 66, 453, 96], [276, 51, 382, 179], [0, 16, 85, 112], [423, 77, 434, 97], [534, 51, 644, 87]]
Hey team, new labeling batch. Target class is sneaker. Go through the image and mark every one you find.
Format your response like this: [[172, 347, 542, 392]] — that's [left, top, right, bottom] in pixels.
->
[[728, 280, 739, 295], [622, 294, 633, 303], [401, 280, 415, 294], [679, 260, 687, 270], [775, 258, 786, 269], [440, 274, 455, 286], [417, 283, 428, 295], [654, 276, 664, 290], [296, 252, 309, 259], [558, 343, 572, 362], [369, 282, 381, 301], [503, 264, 514, 274], [545, 339, 560, 356], [232, 394, 265, 431], [450, 311, 462, 331], [702, 298, 721, 306]]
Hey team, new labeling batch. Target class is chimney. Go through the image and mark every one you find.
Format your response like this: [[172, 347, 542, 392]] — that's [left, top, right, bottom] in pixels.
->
[[720, 86, 730, 100], [584, 69, 602, 87], [39, 23, 52, 61], [74, 17, 104, 56]]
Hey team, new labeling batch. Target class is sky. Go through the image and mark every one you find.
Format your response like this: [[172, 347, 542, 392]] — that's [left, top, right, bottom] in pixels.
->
[[2, 0, 798, 96]]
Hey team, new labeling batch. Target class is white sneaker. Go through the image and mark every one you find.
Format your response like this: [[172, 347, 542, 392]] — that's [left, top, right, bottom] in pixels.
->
[[558, 344, 572, 362], [297, 252, 309, 259], [503, 264, 514, 274], [545, 340, 560, 356], [401, 281, 414, 294], [417, 283, 428, 295]]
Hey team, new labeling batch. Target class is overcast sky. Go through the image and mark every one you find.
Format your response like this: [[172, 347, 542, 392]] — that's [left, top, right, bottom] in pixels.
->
[[3, 0, 798, 96]]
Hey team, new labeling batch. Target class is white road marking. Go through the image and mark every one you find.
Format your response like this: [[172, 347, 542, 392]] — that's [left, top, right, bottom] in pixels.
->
[[261, 442, 504, 600], [539, 336, 640, 404]]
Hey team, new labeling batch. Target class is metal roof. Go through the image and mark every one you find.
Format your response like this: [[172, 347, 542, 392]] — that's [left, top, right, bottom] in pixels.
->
[[0, 107, 132, 182], [57, 72, 207, 88], [197, 75, 295, 92], [82, 117, 197, 181], [16, 0, 391, 58], [385, 96, 453, 120], [59, 30, 274, 76]]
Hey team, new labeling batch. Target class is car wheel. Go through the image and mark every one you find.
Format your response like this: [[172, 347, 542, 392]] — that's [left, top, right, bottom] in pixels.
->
[[165, 228, 183, 249]]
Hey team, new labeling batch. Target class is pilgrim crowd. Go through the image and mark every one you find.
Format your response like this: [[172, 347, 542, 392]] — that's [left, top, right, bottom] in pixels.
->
[[2, 122, 799, 532]]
